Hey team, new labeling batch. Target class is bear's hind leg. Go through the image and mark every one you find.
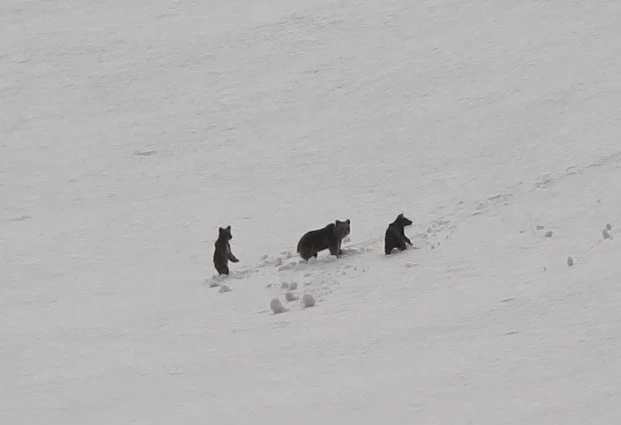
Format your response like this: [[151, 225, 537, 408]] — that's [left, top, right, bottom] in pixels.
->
[[215, 262, 229, 275]]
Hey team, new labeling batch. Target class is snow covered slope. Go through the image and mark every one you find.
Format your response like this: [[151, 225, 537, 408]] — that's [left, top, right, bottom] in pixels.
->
[[2, 0, 621, 423]]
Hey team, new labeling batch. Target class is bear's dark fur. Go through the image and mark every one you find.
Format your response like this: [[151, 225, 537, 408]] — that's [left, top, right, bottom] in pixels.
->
[[213, 225, 239, 275], [334, 219, 351, 244], [384, 213, 413, 255], [297, 219, 351, 261]]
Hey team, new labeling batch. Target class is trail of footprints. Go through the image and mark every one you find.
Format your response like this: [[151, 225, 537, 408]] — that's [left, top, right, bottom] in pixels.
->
[[206, 155, 621, 315], [207, 217, 457, 315]]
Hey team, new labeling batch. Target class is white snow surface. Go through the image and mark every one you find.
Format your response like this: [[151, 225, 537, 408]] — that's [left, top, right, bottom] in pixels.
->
[[2, 0, 621, 423]]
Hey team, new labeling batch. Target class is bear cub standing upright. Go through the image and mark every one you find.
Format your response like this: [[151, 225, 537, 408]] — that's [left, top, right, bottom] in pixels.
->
[[213, 225, 239, 275], [384, 213, 413, 255], [297, 219, 351, 261]]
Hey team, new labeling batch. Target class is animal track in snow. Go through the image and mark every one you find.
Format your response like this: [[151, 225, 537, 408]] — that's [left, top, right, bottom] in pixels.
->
[[471, 194, 513, 216]]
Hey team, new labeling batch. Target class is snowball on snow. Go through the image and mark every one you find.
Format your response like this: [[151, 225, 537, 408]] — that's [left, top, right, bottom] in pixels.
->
[[270, 298, 288, 314], [301, 294, 316, 308]]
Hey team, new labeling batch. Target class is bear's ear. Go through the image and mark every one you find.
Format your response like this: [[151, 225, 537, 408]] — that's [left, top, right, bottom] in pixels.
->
[[219, 227, 224, 232], [398, 213, 404, 218], [346, 219, 350, 224], [226, 225, 231, 231]]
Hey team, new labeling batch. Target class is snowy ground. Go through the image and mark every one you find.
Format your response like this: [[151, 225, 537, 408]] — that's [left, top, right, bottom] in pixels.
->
[[2, 0, 621, 423]]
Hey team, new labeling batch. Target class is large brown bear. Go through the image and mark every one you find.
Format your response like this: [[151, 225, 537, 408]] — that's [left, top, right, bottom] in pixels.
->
[[297, 219, 351, 261]]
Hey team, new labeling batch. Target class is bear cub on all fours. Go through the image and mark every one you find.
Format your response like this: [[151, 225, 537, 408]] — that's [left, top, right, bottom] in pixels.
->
[[213, 225, 239, 275], [384, 213, 413, 255], [297, 219, 351, 261]]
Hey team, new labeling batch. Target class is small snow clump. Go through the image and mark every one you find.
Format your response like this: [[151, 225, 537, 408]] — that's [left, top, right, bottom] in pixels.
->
[[270, 298, 288, 314], [301, 294, 316, 308]]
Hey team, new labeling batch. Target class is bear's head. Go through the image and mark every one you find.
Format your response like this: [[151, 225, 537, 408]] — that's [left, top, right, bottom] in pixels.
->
[[218, 225, 233, 240], [334, 219, 351, 239], [396, 213, 413, 227]]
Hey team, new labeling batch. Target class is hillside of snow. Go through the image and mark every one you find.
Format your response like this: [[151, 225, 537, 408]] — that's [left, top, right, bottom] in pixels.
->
[[2, 0, 621, 423]]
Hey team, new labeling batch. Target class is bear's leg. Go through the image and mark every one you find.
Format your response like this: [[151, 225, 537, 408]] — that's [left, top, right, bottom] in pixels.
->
[[300, 248, 316, 261], [384, 234, 396, 255], [215, 262, 229, 275]]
